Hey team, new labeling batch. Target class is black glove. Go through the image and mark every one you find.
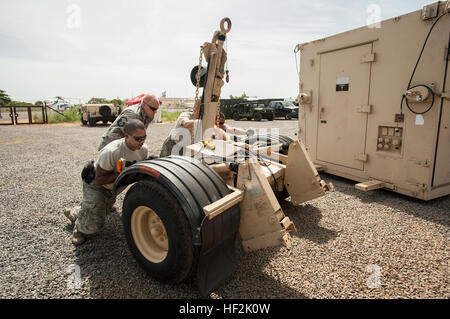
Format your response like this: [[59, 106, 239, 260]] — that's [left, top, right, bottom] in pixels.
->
[[81, 160, 96, 184], [125, 160, 137, 167]]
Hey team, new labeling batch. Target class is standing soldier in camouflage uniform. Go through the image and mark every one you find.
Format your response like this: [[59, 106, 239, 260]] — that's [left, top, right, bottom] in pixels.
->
[[64, 119, 148, 245], [97, 94, 160, 151]]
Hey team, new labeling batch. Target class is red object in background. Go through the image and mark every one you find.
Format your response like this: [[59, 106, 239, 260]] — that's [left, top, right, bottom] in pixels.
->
[[125, 94, 145, 106], [125, 94, 163, 106]]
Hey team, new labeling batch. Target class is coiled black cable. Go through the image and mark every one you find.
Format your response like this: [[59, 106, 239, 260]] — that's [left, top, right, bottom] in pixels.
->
[[401, 11, 448, 115]]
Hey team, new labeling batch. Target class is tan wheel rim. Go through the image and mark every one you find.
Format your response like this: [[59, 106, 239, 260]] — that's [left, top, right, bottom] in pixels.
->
[[131, 206, 168, 263]]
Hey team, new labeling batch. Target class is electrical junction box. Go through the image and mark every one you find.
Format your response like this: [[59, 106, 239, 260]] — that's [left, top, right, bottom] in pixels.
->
[[296, 1, 449, 200]]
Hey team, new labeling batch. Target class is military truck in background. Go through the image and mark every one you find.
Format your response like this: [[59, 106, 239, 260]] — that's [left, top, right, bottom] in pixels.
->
[[230, 101, 274, 121], [81, 103, 120, 126], [268, 100, 299, 120], [220, 98, 284, 119]]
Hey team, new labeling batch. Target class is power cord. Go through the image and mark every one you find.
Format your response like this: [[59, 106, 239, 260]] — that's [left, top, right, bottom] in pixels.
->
[[401, 11, 448, 115]]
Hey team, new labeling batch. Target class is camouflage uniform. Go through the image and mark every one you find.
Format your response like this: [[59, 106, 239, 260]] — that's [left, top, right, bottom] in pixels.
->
[[73, 181, 116, 235], [160, 111, 200, 157], [74, 138, 148, 235], [97, 103, 153, 151], [160, 136, 178, 157]]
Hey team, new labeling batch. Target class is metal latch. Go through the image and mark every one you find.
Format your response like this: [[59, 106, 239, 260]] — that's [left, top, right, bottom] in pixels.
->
[[439, 92, 450, 100]]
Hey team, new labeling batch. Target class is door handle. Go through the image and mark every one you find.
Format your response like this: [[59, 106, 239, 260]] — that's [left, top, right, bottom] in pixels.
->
[[319, 107, 325, 119]]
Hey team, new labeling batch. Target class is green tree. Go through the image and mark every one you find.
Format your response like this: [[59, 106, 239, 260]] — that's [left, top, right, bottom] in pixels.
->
[[88, 97, 108, 104], [11, 101, 33, 106], [110, 98, 123, 106], [35, 101, 43, 106], [229, 92, 248, 99], [0, 90, 12, 106]]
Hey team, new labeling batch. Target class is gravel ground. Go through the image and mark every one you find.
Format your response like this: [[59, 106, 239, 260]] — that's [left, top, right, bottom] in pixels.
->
[[0, 119, 448, 299]]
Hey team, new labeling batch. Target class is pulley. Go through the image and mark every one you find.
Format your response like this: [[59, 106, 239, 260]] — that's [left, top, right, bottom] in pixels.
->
[[190, 65, 207, 88]]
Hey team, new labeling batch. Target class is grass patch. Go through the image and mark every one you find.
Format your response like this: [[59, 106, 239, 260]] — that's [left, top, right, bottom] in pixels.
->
[[33, 106, 81, 123], [161, 110, 183, 122]]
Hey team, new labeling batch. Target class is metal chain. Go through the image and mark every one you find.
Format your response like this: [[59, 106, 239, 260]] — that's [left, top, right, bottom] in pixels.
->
[[191, 46, 204, 143], [193, 46, 203, 119]]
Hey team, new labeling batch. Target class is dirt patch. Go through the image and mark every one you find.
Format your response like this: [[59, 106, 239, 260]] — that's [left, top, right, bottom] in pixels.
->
[[0, 138, 35, 144]]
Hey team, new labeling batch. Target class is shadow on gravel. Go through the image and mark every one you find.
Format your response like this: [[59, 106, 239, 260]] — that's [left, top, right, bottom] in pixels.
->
[[214, 241, 308, 299], [67, 211, 307, 298], [281, 200, 339, 244], [320, 172, 450, 228], [212, 200, 337, 298], [69, 212, 201, 298]]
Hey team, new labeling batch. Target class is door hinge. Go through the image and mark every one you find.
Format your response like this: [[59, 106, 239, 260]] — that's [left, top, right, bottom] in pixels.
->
[[355, 153, 368, 162], [360, 53, 376, 63], [357, 104, 372, 113]]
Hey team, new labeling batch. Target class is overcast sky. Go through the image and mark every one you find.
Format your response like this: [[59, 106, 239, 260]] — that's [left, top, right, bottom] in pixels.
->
[[0, 0, 430, 103]]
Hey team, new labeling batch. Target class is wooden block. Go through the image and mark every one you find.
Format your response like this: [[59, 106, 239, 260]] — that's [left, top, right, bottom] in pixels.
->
[[355, 180, 385, 191]]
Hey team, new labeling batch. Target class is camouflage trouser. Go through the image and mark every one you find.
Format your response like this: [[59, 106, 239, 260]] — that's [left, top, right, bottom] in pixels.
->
[[97, 131, 124, 151], [159, 136, 178, 157], [73, 181, 116, 235]]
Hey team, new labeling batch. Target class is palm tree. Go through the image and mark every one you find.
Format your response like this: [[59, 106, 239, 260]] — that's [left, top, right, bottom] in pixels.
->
[[0, 90, 12, 105]]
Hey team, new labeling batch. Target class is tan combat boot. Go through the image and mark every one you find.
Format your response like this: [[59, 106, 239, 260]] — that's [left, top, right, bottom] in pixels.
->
[[63, 207, 77, 226], [72, 228, 86, 246]]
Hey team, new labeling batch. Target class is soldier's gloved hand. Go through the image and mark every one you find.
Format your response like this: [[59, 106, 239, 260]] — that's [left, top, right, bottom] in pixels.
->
[[81, 160, 96, 184], [125, 160, 137, 167], [146, 155, 159, 161], [246, 128, 256, 137]]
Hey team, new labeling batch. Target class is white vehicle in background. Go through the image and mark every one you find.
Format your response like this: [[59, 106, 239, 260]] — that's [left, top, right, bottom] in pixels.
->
[[45, 98, 71, 111]]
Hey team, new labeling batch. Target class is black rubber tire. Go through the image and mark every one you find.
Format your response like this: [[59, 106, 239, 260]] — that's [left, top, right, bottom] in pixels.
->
[[245, 133, 293, 155], [275, 188, 290, 201], [99, 105, 112, 117], [245, 133, 293, 146], [122, 179, 198, 283], [253, 112, 262, 121], [81, 118, 87, 125], [232, 112, 240, 121], [285, 113, 292, 120], [88, 117, 96, 127]]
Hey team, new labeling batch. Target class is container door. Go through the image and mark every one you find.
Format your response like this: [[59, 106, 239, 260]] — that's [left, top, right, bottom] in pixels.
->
[[432, 67, 450, 188], [316, 43, 372, 170]]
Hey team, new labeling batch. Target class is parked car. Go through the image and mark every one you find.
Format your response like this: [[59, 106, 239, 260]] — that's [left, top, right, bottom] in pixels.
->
[[81, 103, 120, 126], [268, 101, 299, 120], [231, 102, 274, 121]]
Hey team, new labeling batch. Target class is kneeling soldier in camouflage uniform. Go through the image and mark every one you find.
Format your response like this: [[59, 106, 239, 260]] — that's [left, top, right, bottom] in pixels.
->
[[97, 94, 160, 151], [64, 119, 148, 245]]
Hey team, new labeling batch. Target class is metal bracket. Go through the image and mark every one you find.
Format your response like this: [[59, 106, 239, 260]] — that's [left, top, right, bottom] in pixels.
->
[[203, 186, 244, 220], [421, 2, 439, 20]]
